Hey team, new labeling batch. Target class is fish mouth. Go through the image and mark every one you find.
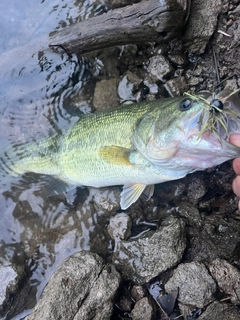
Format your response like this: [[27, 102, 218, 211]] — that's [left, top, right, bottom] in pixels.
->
[[190, 90, 240, 143], [180, 90, 240, 163]]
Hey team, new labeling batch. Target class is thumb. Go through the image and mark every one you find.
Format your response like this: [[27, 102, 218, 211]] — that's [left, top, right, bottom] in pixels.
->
[[229, 134, 240, 147]]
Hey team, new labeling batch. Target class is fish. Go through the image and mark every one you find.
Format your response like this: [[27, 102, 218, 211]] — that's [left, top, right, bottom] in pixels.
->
[[1, 90, 240, 210]]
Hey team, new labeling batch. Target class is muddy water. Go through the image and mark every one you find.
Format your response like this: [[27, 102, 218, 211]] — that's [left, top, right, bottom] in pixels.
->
[[0, 1, 107, 318]]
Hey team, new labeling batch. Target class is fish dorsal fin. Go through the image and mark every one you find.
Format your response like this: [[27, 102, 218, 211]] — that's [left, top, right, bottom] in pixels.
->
[[142, 184, 154, 201], [120, 183, 146, 210], [98, 146, 132, 166]]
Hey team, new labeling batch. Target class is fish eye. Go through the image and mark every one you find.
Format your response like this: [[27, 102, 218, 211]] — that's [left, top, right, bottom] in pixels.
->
[[179, 98, 192, 111], [210, 99, 224, 113]]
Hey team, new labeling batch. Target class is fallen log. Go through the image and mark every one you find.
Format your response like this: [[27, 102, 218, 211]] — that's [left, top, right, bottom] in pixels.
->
[[49, 0, 189, 55]]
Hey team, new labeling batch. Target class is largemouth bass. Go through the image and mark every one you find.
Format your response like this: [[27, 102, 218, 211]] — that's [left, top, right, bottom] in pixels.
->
[[2, 90, 240, 209]]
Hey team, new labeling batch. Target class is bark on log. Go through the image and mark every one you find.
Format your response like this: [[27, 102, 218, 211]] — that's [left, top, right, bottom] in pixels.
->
[[49, 0, 189, 55]]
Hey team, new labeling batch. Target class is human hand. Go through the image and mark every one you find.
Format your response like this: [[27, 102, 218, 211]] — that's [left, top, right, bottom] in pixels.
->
[[230, 134, 240, 210]]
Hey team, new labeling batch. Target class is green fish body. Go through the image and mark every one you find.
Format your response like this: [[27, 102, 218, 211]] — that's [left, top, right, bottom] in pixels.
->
[[3, 92, 240, 209]]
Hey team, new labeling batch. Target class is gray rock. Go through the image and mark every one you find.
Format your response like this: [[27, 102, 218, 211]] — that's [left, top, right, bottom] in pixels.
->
[[118, 296, 132, 312], [147, 55, 174, 82], [184, 0, 222, 53], [168, 53, 186, 66], [107, 212, 132, 240], [178, 202, 202, 229], [131, 285, 146, 302], [131, 297, 154, 320], [164, 76, 188, 96], [209, 258, 240, 304], [187, 176, 208, 204], [25, 252, 121, 320], [93, 78, 119, 111], [165, 261, 216, 308], [201, 217, 240, 261], [112, 216, 186, 284], [223, 78, 239, 91], [198, 301, 240, 320], [178, 303, 198, 320]]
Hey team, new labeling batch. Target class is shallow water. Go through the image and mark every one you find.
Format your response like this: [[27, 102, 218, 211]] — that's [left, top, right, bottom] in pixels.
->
[[0, 1, 108, 318]]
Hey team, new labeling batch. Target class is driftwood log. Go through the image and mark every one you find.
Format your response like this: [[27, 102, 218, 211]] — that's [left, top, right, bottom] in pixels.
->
[[49, 0, 189, 55]]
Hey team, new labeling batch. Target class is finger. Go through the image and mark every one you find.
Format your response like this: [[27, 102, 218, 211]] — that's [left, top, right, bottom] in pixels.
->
[[229, 133, 240, 147], [233, 158, 240, 175], [238, 200, 240, 211], [232, 176, 240, 197]]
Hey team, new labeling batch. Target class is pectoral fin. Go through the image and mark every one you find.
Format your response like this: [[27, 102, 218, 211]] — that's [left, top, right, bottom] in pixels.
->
[[98, 146, 132, 166], [120, 183, 146, 210]]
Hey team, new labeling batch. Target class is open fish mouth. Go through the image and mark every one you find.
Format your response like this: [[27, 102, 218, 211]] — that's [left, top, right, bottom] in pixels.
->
[[185, 89, 240, 142]]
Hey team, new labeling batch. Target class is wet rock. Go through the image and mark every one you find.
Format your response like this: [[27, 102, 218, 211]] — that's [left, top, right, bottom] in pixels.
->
[[209, 258, 240, 304], [197, 301, 240, 320], [184, 214, 240, 263], [118, 71, 142, 102], [93, 78, 119, 111], [0, 262, 33, 319], [165, 261, 216, 308], [25, 252, 121, 320], [184, 0, 222, 53], [0, 266, 18, 312], [131, 285, 146, 302], [131, 297, 154, 320], [186, 74, 204, 86], [187, 175, 208, 204], [143, 80, 158, 95], [223, 78, 239, 91], [201, 217, 240, 261], [168, 53, 186, 67], [147, 55, 174, 82], [178, 303, 201, 320], [89, 187, 121, 212], [112, 216, 186, 284], [178, 202, 202, 229], [164, 76, 188, 96], [118, 296, 132, 312], [107, 212, 132, 240]]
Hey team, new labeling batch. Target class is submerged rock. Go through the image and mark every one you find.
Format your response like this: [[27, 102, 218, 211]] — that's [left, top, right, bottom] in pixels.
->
[[93, 78, 119, 111], [89, 186, 121, 212], [112, 216, 186, 284], [0, 266, 18, 313], [107, 212, 132, 240], [25, 252, 121, 320], [165, 261, 216, 309]]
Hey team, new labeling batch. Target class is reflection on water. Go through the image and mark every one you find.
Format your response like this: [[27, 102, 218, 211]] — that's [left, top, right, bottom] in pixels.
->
[[0, 1, 108, 318]]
